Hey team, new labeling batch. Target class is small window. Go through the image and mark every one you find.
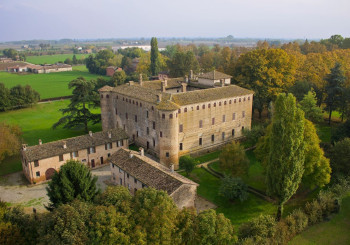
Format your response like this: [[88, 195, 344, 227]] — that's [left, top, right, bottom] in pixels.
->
[[123, 97, 125, 101], [248, 96, 250, 101], [59, 154, 64, 162], [136, 131, 139, 137], [90, 147, 96, 153], [140, 103, 142, 107], [169, 114, 173, 119], [166, 152, 170, 158], [152, 106, 154, 111], [222, 132, 225, 140], [242, 111, 245, 118], [244, 97, 246, 101], [73, 151, 79, 157], [202, 104, 205, 109], [127, 173, 129, 178], [106, 94, 109, 98], [142, 183, 146, 188], [36, 171, 40, 177], [208, 103, 211, 108], [234, 99, 236, 103], [179, 124, 183, 132], [34, 160, 39, 167], [147, 127, 149, 135], [162, 114, 165, 119], [108, 153, 111, 157], [219, 102, 222, 106], [135, 115, 137, 122], [229, 100, 232, 104], [178, 109, 181, 113], [152, 121, 156, 130], [153, 138, 156, 147], [133, 100, 134, 104], [184, 108, 187, 112], [127, 183, 130, 190], [120, 178, 123, 185], [160, 131, 163, 137], [100, 94, 103, 98], [199, 120, 203, 128], [134, 178, 137, 184], [179, 143, 183, 150], [214, 102, 216, 107], [197, 105, 199, 110], [115, 108, 118, 114], [222, 115, 226, 122], [232, 129, 235, 136], [199, 137, 202, 145], [126, 113, 128, 119], [146, 111, 149, 118], [211, 135, 215, 142], [212, 118, 215, 125], [239, 98, 241, 102], [233, 113, 236, 120], [224, 101, 227, 105], [136, 101, 138, 105]]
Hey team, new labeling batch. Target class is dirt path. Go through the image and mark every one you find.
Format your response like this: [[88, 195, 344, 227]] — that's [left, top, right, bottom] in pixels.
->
[[0, 165, 112, 212]]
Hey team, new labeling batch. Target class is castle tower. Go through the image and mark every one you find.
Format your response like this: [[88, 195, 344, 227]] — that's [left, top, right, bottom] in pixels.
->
[[100, 90, 115, 131], [158, 109, 179, 169]]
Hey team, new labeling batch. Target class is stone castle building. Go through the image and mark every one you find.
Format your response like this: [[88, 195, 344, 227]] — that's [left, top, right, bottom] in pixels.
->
[[110, 148, 198, 208], [21, 129, 128, 183], [99, 70, 253, 169]]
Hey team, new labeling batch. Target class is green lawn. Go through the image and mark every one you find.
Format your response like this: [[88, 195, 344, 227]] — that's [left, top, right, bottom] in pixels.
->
[[0, 100, 101, 176], [315, 123, 332, 143], [26, 54, 91, 65], [194, 150, 221, 163], [290, 192, 350, 245], [0, 66, 105, 99], [184, 168, 276, 227]]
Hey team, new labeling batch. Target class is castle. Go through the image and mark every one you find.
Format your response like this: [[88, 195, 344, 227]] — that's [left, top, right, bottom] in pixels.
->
[[99, 70, 253, 169]]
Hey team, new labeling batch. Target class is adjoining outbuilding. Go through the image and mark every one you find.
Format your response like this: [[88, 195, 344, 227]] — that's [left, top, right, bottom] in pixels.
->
[[110, 148, 198, 208], [21, 129, 128, 184]]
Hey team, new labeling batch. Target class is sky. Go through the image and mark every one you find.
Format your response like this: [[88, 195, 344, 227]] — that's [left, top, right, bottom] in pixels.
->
[[0, 0, 349, 42]]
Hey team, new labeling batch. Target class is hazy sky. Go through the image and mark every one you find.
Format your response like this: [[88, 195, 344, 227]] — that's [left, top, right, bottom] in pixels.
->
[[0, 0, 349, 42]]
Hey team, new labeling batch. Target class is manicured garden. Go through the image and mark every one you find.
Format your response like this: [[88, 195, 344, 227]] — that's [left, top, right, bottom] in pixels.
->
[[26, 54, 90, 65], [0, 65, 105, 99], [0, 100, 101, 176]]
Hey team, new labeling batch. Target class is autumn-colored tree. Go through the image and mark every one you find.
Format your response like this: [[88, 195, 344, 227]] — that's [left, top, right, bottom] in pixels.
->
[[219, 141, 249, 177], [0, 123, 22, 163], [233, 48, 297, 118]]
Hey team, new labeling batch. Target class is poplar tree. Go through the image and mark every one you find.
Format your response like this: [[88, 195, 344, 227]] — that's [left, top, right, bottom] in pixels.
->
[[266, 93, 305, 220], [150, 37, 160, 76]]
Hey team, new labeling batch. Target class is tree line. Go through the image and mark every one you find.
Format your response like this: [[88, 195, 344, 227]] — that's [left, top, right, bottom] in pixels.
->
[[0, 83, 40, 111]]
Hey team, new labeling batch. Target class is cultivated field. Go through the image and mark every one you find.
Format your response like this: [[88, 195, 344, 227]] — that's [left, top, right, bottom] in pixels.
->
[[0, 66, 105, 99], [0, 100, 102, 175], [26, 54, 91, 64]]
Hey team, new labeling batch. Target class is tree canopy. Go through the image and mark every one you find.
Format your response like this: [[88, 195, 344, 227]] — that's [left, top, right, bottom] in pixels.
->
[[150, 37, 160, 76], [219, 141, 249, 177], [0, 123, 22, 163]]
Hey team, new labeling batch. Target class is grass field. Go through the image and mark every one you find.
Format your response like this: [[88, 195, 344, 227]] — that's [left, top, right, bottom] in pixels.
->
[[0, 66, 106, 99], [183, 167, 276, 227], [26, 54, 91, 65], [0, 100, 101, 176], [290, 192, 350, 245]]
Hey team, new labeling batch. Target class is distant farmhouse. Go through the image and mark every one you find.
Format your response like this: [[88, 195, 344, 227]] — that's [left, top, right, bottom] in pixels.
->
[[21, 129, 128, 184], [6, 63, 72, 74], [99, 70, 254, 169], [106, 66, 123, 77], [110, 148, 198, 208]]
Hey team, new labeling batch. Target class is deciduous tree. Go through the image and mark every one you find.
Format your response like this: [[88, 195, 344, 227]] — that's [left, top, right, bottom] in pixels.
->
[[0, 123, 22, 163], [299, 90, 323, 123], [219, 175, 248, 202], [179, 155, 197, 176], [219, 141, 249, 177]]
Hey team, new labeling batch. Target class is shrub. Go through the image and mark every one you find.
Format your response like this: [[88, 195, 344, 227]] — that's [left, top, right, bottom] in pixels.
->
[[179, 155, 197, 176], [219, 176, 248, 202], [272, 221, 290, 245], [285, 209, 309, 235], [304, 199, 323, 225], [242, 124, 266, 147], [238, 215, 277, 241]]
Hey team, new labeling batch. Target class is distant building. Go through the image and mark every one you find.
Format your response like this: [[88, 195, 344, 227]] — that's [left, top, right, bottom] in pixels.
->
[[110, 148, 198, 208], [99, 70, 253, 169], [21, 129, 128, 184], [198, 70, 232, 87], [6, 65, 28, 73], [30, 64, 72, 74], [106, 66, 123, 77]]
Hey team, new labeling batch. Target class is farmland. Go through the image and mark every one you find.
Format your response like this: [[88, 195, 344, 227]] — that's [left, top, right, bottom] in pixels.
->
[[0, 66, 106, 99], [26, 54, 91, 64]]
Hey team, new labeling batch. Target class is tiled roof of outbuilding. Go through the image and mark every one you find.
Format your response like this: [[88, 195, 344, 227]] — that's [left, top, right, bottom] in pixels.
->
[[110, 148, 198, 195], [22, 129, 128, 162], [198, 70, 232, 80]]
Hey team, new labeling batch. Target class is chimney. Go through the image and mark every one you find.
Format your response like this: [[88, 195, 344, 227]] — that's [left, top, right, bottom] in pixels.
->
[[157, 94, 162, 102], [108, 131, 112, 139], [39, 139, 42, 145], [161, 81, 166, 92], [170, 164, 174, 173], [63, 141, 67, 149], [22, 144, 27, 151], [89, 131, 93, 137], [139, 73, 143, 86], [139, 147, 144, 156], [181, 83, 187, 93], [189, 70, 193, 80]]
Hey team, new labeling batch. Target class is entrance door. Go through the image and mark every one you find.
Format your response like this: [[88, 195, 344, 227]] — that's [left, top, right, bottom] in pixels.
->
[[100, 157, 103, 165], [91, 159, 95, 168], [45, 168, 56, 180]]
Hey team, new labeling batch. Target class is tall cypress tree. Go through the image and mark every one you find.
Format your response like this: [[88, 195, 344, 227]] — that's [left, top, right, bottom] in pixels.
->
[[266, 93, 305, 220], [150, 37, 160, 76]]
